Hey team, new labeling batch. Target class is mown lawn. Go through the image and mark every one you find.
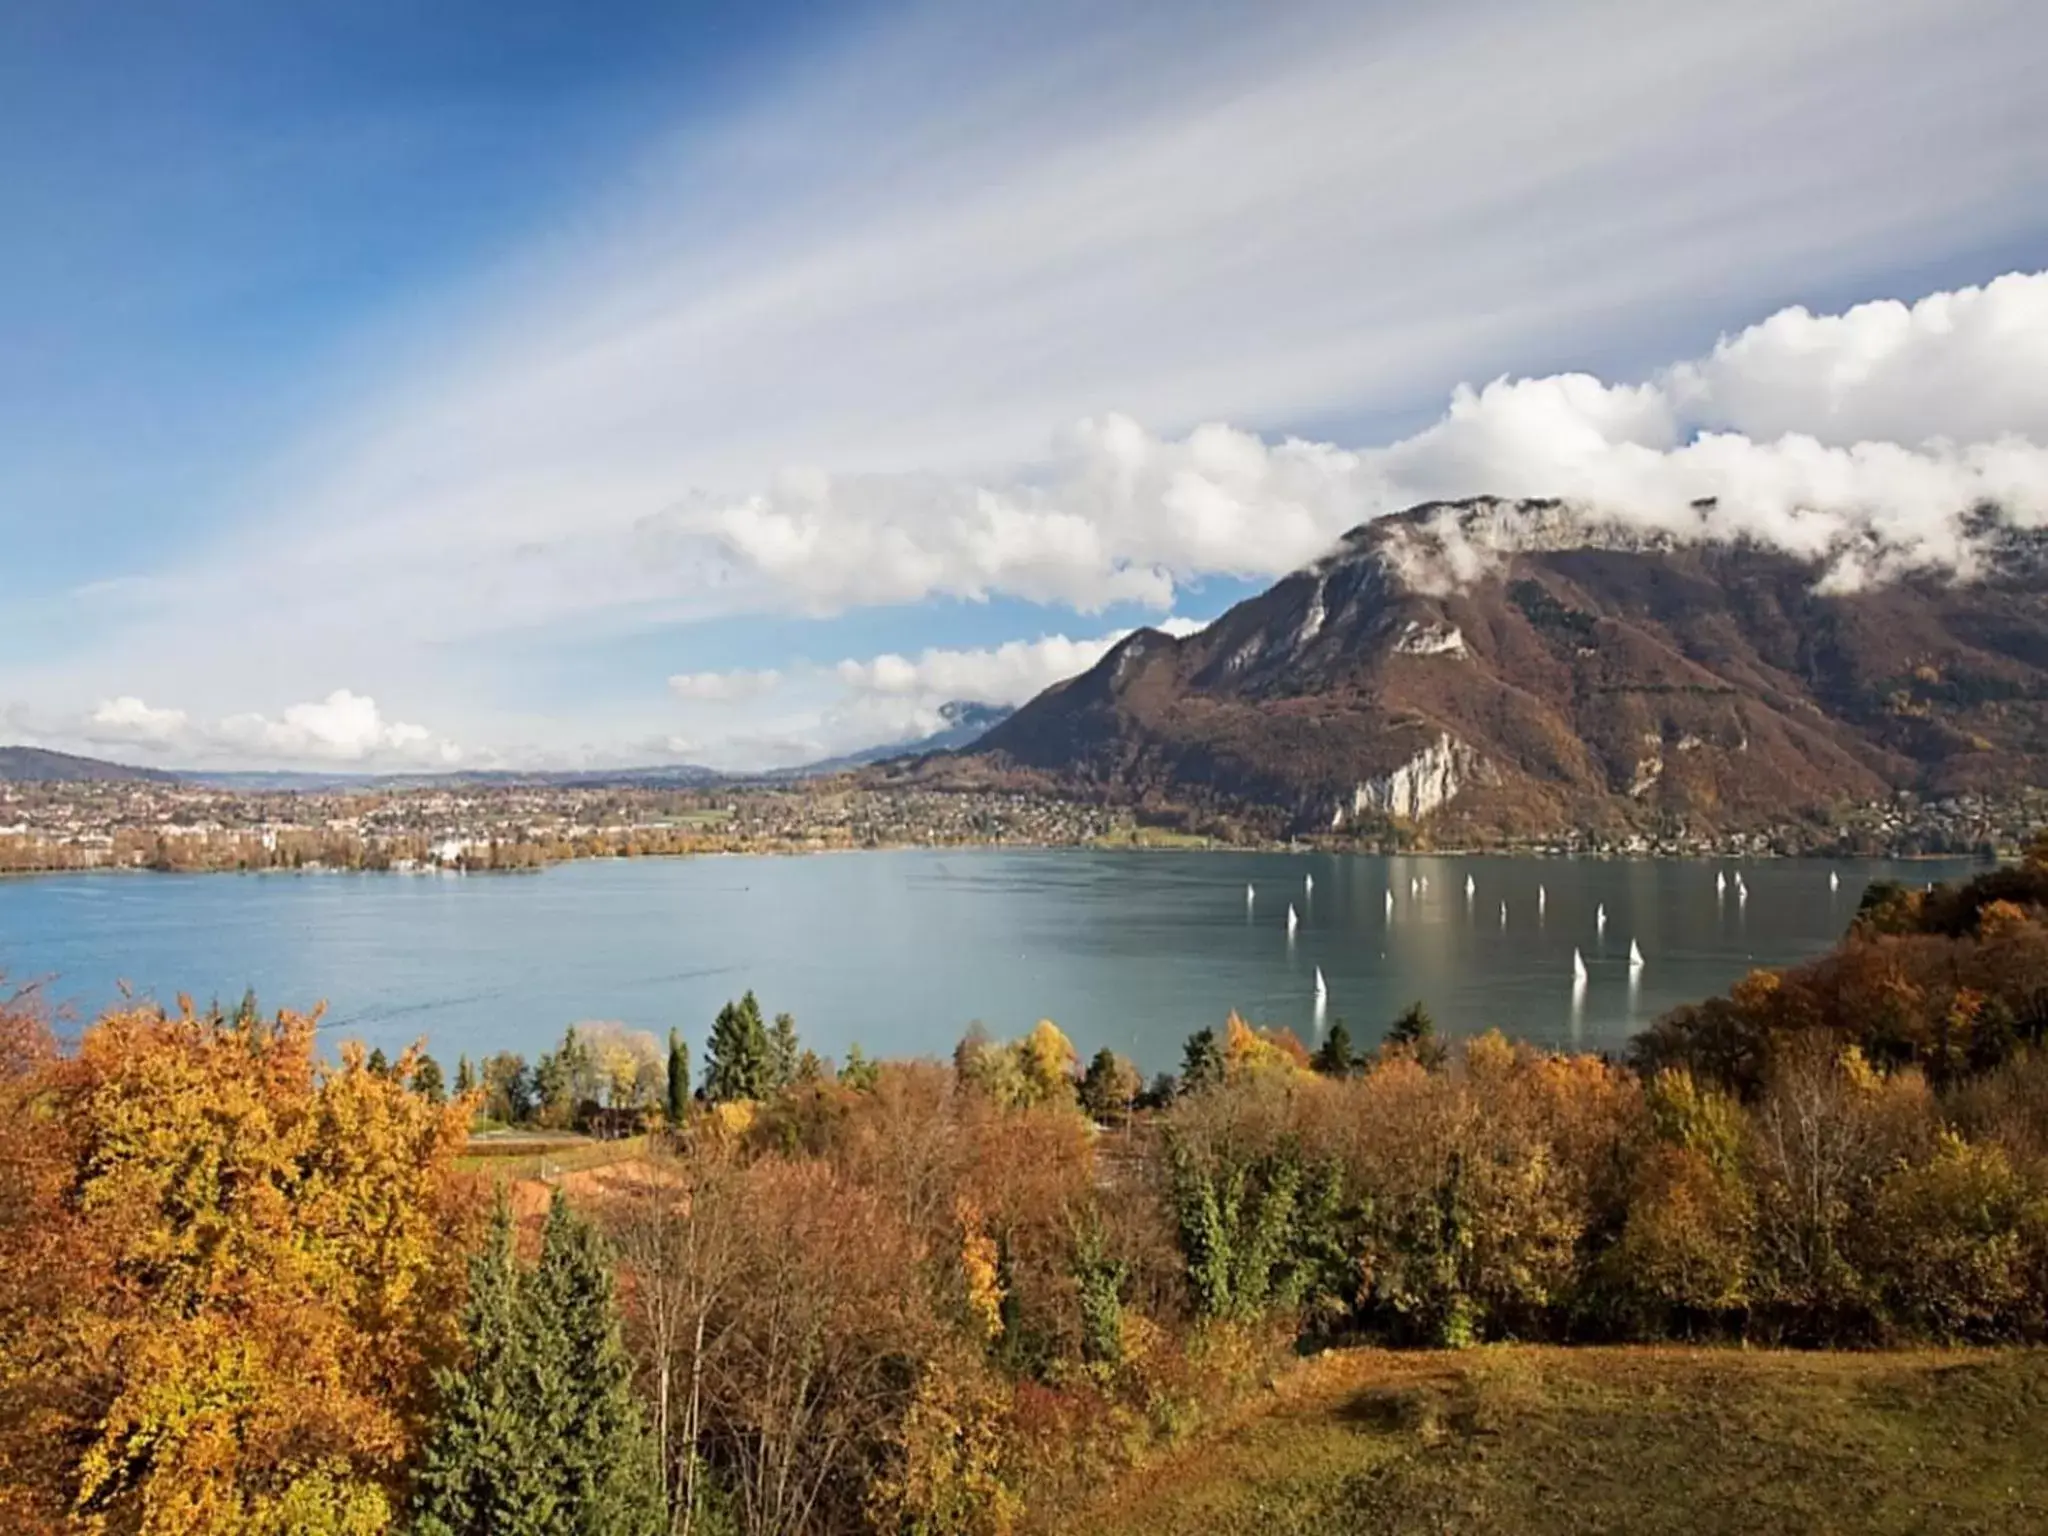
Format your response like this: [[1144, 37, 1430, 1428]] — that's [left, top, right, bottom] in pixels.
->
[[1080, 1345, 2048, 1535]]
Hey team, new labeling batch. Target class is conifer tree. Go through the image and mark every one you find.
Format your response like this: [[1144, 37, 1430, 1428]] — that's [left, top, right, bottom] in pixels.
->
[[666, 1028, 690, 1125], [455, 1054, 477, 1097], [1180, 1027, 1225, 1092], [413, 1052, 448, 1104], [366, 1045, 391, 1078], [414, 1195, 663, 1536], [767, 1010, 800, 1091], [525, 1192, 665, 1536], [703, 992, 769, 1102], [1312, 1020, 1354, 1077], [413, 1200, 559, 1536]]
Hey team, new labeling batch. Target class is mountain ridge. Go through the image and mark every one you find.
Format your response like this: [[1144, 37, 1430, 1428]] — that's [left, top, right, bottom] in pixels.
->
[[900, 498, 2048, 839]]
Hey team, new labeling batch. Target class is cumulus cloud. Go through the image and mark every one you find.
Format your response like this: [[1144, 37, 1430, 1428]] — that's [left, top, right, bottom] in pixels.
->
[[66, 689, 458, 767], [86, 696, 189, 746], [215, 690, 450, 764], [656, 270, 2048, 607], [834, 619, 1205, 706], [666, 668, 783, 702]]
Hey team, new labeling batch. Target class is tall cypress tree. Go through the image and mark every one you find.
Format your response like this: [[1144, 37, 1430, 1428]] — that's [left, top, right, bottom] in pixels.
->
[[767, 1011, 800, 1091], [526, 1191, 665, 1536], [703, 992, 769, 1102], [455, 1054, 477, 1097], [665, 1028, 690, 1125], [413, 1200, 559, 1536]]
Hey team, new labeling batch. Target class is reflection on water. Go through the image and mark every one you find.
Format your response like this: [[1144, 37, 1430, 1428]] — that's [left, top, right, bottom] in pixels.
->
[[0, 850, 1984, 1074]]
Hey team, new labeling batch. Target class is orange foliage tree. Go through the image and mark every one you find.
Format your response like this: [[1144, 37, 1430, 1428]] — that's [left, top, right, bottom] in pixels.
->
[[0, 1000, 474, 1535]]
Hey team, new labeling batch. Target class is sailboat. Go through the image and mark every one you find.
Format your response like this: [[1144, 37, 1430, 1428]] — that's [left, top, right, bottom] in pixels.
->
[[1384, 888, 1395, 917], [1629, 938, 1644, 971], [1499, 900, 1508, 927], [1572, 947, 1588, 983], [1716, 870, 1726, 896], [1736, 874, 1749, 905], [1829, 870, 1840, 892], [1305, 872, 1314, 896], [1315, 966, 1328, 1003], [1409, 875, 1420, 897], [1595, 902, 1607, 936], [1246, 882, 1255, 907], [1286, 903, 1298, 936], [1538, 883, 1547, 914], [1465, 873, 1476, 899]]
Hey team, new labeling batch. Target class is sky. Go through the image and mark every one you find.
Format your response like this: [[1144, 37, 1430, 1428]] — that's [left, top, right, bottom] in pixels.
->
[[4, 0, 2047, 771]]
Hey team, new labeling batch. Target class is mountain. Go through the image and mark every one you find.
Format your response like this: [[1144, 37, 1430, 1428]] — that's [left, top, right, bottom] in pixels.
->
[[0, 746, 178, 784], [906, 499, 2048, 839], [775, 701, 1017, 778]]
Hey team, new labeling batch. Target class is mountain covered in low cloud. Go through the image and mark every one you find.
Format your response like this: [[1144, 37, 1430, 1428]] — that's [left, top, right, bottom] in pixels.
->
[[774, 701, 1016, 778], [907, 499, 2048, 839]]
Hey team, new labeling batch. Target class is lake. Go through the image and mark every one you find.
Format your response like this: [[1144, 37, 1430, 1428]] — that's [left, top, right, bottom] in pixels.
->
[[0, 850, 1982, 1074]]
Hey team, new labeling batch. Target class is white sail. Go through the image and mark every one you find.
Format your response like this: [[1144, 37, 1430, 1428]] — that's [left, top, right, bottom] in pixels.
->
[[1596, 902, 1607, 935], [1305, 872, 1314, 895], [1716, 870, 1726, 895], [1572, 947, 1588, 982], [1287, 903, 1298, 935], [1465, 873, 1476, 898], [1538, 883, 1547, 913], [1829, 870, 1840, 892], [1246, 882, 1255, 906], [1384, 888, 1395, 917], [1500, 900, 1508, 926], [1736, 874, 1749, 904], [1315, 965, 1328, 1000], [1409, 875, 1419, 897], [1629, 938, 1644, 970]]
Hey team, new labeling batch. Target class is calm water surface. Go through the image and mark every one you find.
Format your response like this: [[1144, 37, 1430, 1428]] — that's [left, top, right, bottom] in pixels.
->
[[0, 851, 1982, 1073]]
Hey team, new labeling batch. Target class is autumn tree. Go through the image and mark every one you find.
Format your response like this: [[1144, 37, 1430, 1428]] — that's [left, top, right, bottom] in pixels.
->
[[1, 1001, 472, 1533], [1078, 1048, 1141, 1125]]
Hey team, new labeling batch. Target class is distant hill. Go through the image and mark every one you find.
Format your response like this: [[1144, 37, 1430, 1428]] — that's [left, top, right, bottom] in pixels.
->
[[777, 701, 1016, 779], [0, 746, 177, 784], [904, 498, 2048, 839], [181, 764, 726, 792]]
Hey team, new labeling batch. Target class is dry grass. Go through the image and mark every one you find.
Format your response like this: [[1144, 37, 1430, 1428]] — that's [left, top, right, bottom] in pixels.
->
[[1080, 1345, 2048, 1535]]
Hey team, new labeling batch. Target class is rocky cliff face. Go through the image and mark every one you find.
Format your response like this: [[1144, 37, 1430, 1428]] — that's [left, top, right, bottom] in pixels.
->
[[901, 499, 2048, 838]]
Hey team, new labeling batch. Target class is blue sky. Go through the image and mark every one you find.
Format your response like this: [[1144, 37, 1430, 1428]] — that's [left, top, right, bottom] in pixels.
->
[[5, 0, 2047, 769]]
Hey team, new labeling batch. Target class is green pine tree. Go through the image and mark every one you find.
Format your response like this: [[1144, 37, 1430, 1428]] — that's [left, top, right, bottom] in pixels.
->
[[455, 1054, 477, 1097], [367, 1045, 391, 1078], [413, 1053, 448, 1104], [703, 992, 769, 1102], [412, 1200, 560, 1536], [1180, 1027, 1225, 1092], [666, 1028, 690, 1124], [413, 1195, 663, 1536], [767, 1011, 800, 1091], [525, 1191, 665, 1536], [1312, 1020, 1354, 1077]]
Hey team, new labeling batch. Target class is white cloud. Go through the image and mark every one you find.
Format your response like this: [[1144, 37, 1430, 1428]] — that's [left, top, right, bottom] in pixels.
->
[[86, 696, 189, 746], [215, 690, 449, 764], [667, 668, 782, 702], [675, 270, 2048, 606], [57, 689, 460, 767]]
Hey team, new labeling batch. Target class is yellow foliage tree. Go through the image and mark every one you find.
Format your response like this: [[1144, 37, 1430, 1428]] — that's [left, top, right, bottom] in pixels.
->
[[1, 1002, 473, 1535]]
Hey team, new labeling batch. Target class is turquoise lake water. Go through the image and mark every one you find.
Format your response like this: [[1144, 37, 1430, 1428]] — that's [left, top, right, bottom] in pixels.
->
[[0, 850, 1980, 1074]]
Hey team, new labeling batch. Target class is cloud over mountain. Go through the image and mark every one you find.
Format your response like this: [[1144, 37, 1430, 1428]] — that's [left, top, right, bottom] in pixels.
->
[[688, 272, 2048, 612]]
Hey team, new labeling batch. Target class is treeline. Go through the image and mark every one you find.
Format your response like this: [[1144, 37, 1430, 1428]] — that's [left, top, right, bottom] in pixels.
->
[[8, 844, 2048, 1533]]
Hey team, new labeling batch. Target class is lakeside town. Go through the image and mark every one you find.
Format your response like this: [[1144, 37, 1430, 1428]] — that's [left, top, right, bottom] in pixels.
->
[[2, 774, 2039, 875]]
